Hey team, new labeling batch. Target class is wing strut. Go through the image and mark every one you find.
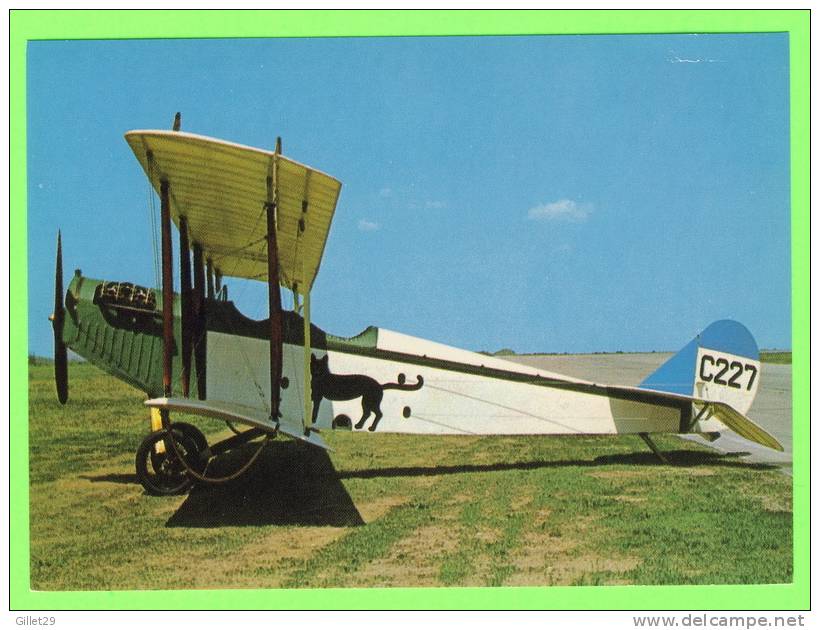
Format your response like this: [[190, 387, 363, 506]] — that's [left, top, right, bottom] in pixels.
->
[[178, 214, 192, 397], [302, 282, 312, 433], [192, 242, 207, 399], [206, 257, 215, 299], [265, 139, 284, 421], [297, 170, 314, 434], [159, 177, 174, 398]]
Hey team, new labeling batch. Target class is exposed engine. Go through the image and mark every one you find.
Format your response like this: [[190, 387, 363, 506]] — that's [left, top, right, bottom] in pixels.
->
[[94, 281, 157, 313]]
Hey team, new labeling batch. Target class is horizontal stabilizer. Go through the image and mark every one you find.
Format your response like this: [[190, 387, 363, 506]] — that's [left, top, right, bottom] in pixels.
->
[[144, 397, 331, 451], [708, 401, 784, 452], [600, 383, 783, 452]]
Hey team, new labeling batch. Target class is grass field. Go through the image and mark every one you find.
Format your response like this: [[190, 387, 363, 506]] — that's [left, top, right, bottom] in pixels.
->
[[28, 362, 792, 590]]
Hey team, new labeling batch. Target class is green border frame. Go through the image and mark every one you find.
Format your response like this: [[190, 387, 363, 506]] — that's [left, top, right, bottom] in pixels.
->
[[10, 9, 809, 610]]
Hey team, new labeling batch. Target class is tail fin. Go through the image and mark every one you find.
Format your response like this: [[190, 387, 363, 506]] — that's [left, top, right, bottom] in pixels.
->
[[639, 320, 760, 415]]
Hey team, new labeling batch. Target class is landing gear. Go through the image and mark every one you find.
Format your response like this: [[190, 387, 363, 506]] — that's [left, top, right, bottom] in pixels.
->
[[135, 427, 206, 496], [167, 421, 208, 453], [135, 415, 273, 495]]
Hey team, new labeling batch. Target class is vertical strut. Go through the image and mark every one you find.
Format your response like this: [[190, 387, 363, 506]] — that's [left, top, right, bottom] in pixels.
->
[[303, 286, 312, 431], [159, 179, 174, 398], [206, 258, 215, 299], [266, 148, 284, 420], [178, 215, 192, 397], [192, 242, 206, 399]]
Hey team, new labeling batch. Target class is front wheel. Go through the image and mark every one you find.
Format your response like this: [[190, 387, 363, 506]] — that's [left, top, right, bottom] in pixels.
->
[[169, 421, 208, 453], [135, 429, 205, 496]]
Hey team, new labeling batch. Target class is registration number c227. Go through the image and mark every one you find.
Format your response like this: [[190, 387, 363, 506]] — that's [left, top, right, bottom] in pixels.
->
[[698, 354, 758, 391]]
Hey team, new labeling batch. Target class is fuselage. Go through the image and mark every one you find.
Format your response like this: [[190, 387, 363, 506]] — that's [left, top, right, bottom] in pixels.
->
[[61, 274, 724, 438]]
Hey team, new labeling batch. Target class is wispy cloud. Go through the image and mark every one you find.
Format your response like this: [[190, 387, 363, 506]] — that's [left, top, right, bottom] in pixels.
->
[[668, 53, 723, 64], [527, 199, 592, 222], [378, 187, 393, 198], [358, 219, 380, 232], [425, 200, 447, 209]]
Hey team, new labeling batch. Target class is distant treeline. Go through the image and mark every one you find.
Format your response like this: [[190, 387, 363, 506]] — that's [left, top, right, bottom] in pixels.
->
[[759, 351, 792, 364]]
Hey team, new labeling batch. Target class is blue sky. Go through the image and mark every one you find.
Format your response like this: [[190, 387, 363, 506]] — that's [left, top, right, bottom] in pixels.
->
[[27, 34, 791, 356]]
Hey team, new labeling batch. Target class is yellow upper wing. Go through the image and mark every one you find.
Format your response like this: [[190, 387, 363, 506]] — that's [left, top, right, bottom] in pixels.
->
[[125, 130, 342, 292]]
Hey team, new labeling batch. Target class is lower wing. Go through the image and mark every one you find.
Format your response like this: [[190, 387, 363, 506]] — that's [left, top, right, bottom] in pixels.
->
[[143, 397, 331, 451]]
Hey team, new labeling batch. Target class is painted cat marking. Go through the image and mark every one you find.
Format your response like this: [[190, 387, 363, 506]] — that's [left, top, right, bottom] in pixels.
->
[[310, 354, 423, 431]]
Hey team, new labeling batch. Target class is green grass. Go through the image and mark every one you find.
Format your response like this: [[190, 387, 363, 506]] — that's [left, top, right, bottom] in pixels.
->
[[760, 351, 792, 364], [28, 364, 792, 590]]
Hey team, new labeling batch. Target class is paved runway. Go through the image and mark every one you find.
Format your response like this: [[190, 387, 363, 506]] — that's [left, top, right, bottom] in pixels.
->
[[507, 353, 792, 473]]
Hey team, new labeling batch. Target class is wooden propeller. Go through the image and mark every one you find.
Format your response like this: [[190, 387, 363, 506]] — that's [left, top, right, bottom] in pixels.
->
[[52, 231, 68, 404]]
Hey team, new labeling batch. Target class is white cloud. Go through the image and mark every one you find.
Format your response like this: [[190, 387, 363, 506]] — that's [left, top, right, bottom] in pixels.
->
[[358, 219, 380, 232], [670, 56, 720, 63], [425, 200, 447, 209], [668, 51, 723, 64], [527, 199, 592, 222], [378, 187, 392, 198]]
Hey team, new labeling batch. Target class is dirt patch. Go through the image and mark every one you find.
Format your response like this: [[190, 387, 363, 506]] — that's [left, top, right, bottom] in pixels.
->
[[757, 493, 792, 513], [501, 512, 618, 587], [532, 507, 552, 524], [473, 527, 502, 544], [356, 495, 408, 523], [354, 522, 465, 587], [158, 496, 414, 588], [556, 554, 640, 574], [259, 527, 348, 560], [174, 526, 349, 588], [502, 523, 579, 587], [506, 551, 640, 587], [451, 492, 475, 503], [459, 555, 494, 587], [510, 491, 534, 511]]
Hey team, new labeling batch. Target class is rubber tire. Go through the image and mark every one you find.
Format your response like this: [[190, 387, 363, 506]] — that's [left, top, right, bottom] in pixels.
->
[[136, 429, 203, 496], [169, 421, 208, 453], [148, 423, 208, 475]]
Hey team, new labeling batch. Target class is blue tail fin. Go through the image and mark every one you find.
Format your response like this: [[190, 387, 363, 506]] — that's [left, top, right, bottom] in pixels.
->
[[639, 320, 760, 415]]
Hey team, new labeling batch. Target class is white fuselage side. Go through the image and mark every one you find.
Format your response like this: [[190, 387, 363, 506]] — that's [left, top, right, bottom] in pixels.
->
[[205, 329, 684, 437]]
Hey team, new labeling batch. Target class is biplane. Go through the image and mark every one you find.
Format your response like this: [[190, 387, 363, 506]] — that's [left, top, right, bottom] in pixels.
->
[[49, 117, 783, 495]]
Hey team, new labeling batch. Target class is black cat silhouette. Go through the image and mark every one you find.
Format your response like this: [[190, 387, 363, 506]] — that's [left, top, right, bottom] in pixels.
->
[[310, 354, 423, 431]]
